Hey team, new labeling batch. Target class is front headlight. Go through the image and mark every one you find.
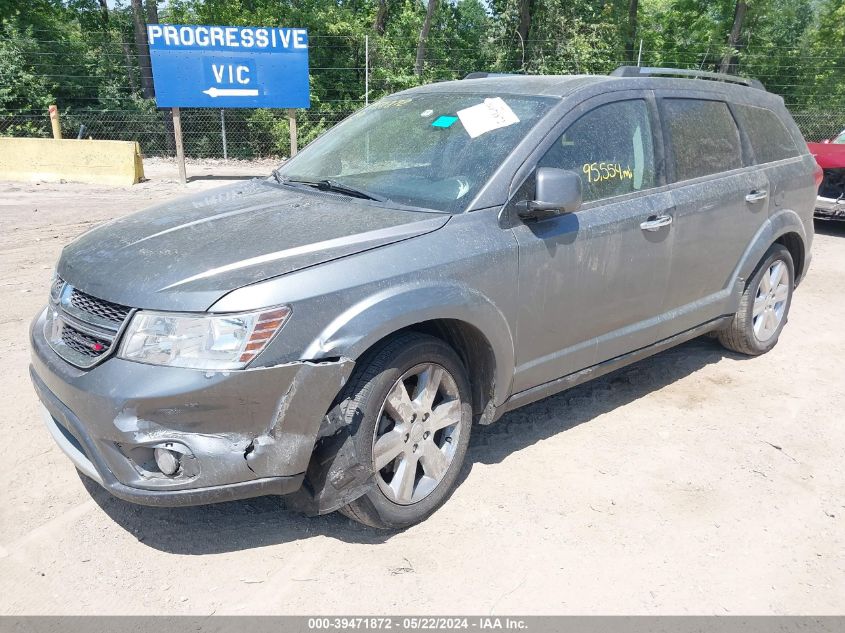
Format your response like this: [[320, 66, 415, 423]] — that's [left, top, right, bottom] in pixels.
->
[[118, 306, 291, 370]]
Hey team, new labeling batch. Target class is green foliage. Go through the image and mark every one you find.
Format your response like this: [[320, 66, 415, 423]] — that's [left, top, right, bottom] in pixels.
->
[[0, 25, 56, 111], [803, 0, 845, 106], [1, 0, 842, 154]]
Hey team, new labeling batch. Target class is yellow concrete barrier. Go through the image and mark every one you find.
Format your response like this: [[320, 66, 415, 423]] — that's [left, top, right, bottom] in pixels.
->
[[0, 137, 145, 186]]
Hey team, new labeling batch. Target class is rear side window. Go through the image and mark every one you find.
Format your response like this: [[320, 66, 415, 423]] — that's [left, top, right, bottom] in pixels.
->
[[662, 99, 742, 181], [538, 99, 656, 202], [734, 104, 799, 163]]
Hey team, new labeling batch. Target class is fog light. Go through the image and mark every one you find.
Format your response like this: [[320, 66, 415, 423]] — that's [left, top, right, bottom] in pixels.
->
[[154, 447, 180, 476]]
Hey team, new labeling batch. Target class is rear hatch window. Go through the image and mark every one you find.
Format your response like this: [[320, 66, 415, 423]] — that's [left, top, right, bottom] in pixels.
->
[[734, 104, 800, 163]]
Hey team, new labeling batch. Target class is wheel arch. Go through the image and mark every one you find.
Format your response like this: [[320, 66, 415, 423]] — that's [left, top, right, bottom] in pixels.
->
[[733, 209, 808, 291], [396, 319, 497, 424], [774, 231, 805, 284], [303, 283, 514, 414]]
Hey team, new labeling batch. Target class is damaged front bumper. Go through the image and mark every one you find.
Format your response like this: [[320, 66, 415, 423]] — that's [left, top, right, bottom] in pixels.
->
[[815, 168, 845, 220], [815, 195, 845, 220], [29, 308, 354, 508]]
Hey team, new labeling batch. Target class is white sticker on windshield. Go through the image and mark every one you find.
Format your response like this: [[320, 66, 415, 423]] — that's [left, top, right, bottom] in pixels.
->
[[457, 97, 520, 138]]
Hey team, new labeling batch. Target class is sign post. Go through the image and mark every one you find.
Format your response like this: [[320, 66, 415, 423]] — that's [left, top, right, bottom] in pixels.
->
[[287, 109, 297, 156], [171, 107, 187, 184], [146, 24, 310, 181], [220, 109, 228, 160]]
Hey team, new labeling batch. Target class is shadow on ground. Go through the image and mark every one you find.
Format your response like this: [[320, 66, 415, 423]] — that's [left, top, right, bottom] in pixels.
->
[[814, 218, 845, 237], [86, 336, 737, 554]]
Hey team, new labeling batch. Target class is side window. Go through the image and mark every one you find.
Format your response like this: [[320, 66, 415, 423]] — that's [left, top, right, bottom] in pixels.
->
[[734, 104, 799, 163], [538, 99, 656, 203], [662, 99, 742, 181]]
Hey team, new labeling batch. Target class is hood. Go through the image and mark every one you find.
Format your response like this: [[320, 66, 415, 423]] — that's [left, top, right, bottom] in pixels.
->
[[808, 142, 845, 169], [57, 179, 449, 311]]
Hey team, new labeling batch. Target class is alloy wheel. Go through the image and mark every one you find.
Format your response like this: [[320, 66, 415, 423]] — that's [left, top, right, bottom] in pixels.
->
[[372, 363, 464, 505], [753, 259, 790, 342]]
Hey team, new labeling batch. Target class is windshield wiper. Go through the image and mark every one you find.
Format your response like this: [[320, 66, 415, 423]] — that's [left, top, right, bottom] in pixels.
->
[[277, 176, 387, 202], [318, 179, 387, 202]]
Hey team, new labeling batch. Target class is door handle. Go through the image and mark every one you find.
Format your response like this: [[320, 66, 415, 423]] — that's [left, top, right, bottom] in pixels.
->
[[745, 190, 768, 203], [640, 215, 673, 231]]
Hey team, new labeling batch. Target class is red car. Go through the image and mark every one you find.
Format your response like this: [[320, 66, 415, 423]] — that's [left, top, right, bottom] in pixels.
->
[[808, 129, 845, 219]]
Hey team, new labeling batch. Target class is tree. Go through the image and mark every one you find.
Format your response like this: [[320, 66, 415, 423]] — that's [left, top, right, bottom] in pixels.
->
[[1, 0, 840, 156], [719, 1, 748, 74], [146, 0, 159, 25], [95, 0, 109, 26], [517, 0, 532, 56], [415, 0, 438, 77], [803, 0, 845, 107], [93, 0, 139, 95], [373, 0, 388, 34], [625, 0, 639, 64], [130, 0, 154, 98]]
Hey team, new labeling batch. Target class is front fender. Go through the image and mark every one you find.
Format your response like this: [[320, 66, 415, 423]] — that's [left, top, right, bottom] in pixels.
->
[[302, 281, 515, 407]]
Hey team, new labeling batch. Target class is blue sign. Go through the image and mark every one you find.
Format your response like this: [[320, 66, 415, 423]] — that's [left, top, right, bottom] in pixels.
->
[[147, 24, 310, 108]]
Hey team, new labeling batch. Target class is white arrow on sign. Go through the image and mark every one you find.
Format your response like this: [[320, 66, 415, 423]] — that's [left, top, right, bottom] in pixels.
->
[[203, 87, 259, 98]]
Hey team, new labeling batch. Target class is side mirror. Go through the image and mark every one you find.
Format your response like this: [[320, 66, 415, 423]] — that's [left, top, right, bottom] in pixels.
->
[[517, 167, 582, 219]]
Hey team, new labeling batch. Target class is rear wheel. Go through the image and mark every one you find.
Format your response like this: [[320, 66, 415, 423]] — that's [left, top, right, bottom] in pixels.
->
[[337, 333, 472, 529], [717, 244, 794, 356]]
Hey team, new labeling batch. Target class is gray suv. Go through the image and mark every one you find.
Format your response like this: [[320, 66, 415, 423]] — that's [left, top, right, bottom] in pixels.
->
[[30, 67, 817, 529]]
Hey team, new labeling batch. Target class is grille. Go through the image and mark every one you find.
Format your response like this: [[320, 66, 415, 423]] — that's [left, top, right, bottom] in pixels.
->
[[47, 282, 133, 368], [60, 325, 112, 359], [69, 289, 132, 326], [50, 275, 65, 300]]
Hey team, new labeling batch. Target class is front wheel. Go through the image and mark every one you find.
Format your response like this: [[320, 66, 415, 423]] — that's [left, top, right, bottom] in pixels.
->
[[336, 333, 472, 529], [717, 244, 794, 356]]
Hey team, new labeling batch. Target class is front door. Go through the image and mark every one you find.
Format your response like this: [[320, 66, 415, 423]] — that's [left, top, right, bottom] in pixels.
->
[[510, 95, 675, 394]]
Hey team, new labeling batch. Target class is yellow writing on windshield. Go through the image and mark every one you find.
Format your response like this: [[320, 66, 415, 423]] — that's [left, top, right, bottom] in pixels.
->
[[582, 162, 634, 183]]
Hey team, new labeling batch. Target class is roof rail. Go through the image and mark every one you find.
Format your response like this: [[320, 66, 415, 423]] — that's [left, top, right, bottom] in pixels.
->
[[463, 72, 519, 80], [610, 66, 766, 91]]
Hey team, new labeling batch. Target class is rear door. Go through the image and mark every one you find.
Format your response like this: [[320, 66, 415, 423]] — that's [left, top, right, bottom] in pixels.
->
[[732, 102, 816, 233], [658, 92, 769, 332]]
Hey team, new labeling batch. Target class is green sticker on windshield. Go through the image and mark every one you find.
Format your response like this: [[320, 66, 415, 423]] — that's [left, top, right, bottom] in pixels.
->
[[431, 115, 458, 128]]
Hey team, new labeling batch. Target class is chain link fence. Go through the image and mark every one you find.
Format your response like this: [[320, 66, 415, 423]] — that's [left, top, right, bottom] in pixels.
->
[[790, 112, 845, 145], [1, 36, 843, 159], [4, 103, 841, 160], [0, 106, 358, 159]]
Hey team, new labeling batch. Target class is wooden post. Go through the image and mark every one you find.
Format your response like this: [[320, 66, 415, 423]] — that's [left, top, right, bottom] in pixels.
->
[[365, 35, 369, 106], [220, 109, 228, 160], [288, 109, 298, 157], [172, 107, 187, 184], [48, 105, 62, 140]]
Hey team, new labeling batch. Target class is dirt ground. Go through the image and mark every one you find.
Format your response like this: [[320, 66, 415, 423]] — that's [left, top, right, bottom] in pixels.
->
[[0, 158, 843, 615]]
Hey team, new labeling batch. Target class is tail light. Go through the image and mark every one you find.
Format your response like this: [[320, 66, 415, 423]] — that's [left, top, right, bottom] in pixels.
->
[[813, 161, 824, 189]]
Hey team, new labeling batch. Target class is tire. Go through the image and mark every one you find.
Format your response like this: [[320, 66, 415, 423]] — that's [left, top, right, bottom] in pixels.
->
[[336, 332, 473, 529], [717, 244, 794, 356]]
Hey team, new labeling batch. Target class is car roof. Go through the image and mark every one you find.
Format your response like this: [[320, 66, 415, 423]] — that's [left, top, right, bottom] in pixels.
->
[[396, 74, 607, 98], [395, 73, 783, 108]]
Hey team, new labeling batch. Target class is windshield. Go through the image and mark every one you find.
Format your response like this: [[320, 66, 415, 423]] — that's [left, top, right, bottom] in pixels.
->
[[833, 130, 845, 144], [275, 93, 556, 212]]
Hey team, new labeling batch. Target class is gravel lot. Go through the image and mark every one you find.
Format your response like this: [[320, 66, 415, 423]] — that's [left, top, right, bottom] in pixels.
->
[[1, 159, 843, 615]]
